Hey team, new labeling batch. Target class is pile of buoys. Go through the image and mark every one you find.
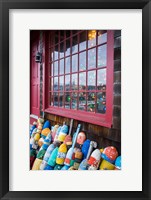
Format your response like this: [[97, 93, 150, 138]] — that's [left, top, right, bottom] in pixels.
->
[[30, 118, 121, 170]]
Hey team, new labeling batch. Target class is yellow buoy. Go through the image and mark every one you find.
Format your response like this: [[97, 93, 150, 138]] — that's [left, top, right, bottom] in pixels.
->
[[100, 159, 115, 170], [56, 143, 67, 165], [32, 158, 42, 170]]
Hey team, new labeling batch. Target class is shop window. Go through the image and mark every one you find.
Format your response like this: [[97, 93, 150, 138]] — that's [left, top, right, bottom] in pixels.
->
[[46, 30, 114, 127]]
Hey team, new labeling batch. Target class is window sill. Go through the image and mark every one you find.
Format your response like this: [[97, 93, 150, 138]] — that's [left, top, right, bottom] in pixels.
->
[[44, 107, 112, 128]]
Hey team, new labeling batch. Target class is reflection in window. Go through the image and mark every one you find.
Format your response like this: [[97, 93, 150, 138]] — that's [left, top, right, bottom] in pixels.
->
[[60, 59, 64, 75], [65, 75, 70, 91], [51, 63, 53, 76], [54, 92, 59, 106], [98, 30, 107, 45], [79, 51, 86, 71], [65, 57, 70, 74], [54, 45, 59, 60], [60, 42, 64, 58], [88, 71, 96, 90], [79, 31, 86, 51], [50, 77, 53, 91], [71, 92, 78, 110], [88, 30, 96, 48], [88, 48, 96, 69], [79, 72, 86, 90], [72, 73, 78, 90], [98, 44, 107, 67], [72, 54, 78, 72], [97, 69, 106, 90], [59, 76, 64, 91], [54, 61, 58, 76], [65, 39, 70, 56], [50, 48, 54, 62], [87, 92, 96, 112], [59, 92, 64, 107], [50, 93, 53, 106], [54, 77, 58, 91], [96, 92, 106, 113], [72, 35, 78, 54], [79, 92, 86, 111], [65, 92, 70, 109]]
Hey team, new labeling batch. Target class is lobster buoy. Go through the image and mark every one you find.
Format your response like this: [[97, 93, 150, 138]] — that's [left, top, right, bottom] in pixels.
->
[[101, 146, 118, 164], [88, 149, 101, 170], [42, 120, 51, 130], [47, 147, 59, 167], [115, 156, 121, 170], [58, 125, 69, 142], [81, 139, 91, 159], [56, 144, 67, 165], [41, 128, 51, 139]]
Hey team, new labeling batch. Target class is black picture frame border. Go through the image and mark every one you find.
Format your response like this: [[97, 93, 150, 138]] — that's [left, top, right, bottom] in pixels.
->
[[0, 0, 150, 199]]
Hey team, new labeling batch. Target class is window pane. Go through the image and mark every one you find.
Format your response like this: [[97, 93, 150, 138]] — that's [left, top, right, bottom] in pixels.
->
[[71, 73, 78, 91], [98, 44, 107, 67], [65, 75, 70, 91], [88, 48, 96, 69], [59, 59, 64, 75], [98, 30, 107, 45], [55, 31, 59, 44], [72, 35, 78, 54], [88, 30, 96, 48], [71, 92, 78, 110], [59, 92, 64, 107], [54, 45, 59, 60], [50, 63, 53, 76], [114, 36, 121, 48], [59, 76, 64, 91], [87, 92, 96, 112], [60, 42, 64, 58], [65, 92, 71, 109], [79, 72, 86, 90], [79, 31, 86, 51], [65, 57, 70, 74], [54, 92, 59, 106], [88, 71, 96, 90], [97, 69, 106, 90], [72, 54, 78, 72], [65, 39, 70, 56], [50, 92, 54, 106], [54, 77, 58, 91], [66, 30, 71, 38], [50, 47, 54, 62], [79, 51, 86, 71], [54, 61, 58, 76], [60, 31, 65, 42], [96, 92, 106, 114], [79, 92, 86, 111], [50, 77, 53, 91]]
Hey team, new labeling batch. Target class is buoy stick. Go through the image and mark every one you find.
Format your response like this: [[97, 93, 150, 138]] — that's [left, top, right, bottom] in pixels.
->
[[68, 119, 74, 136]]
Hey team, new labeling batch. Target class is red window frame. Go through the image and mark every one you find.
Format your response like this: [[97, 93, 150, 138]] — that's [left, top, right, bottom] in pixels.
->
[[43, 30, 114, 128]]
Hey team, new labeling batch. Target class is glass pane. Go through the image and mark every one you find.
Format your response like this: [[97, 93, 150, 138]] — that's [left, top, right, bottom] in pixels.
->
[[79, 31, 86, 51], [65, 75, 70, 91], [60, 31, 65, 42], [97, 69, 106, 90], [54, 92, 59, 107], [59, 59, 64, 75], [79, 72, 86, 90], [60, 42, 64, 58], [54, 45, 59, 60], [88, 30, 96, 48], [96, 92, 106, 114], [54, 61, 58, 76], [66, 30, 71, 38], [72, 54, 78, 72], [79, 92, 86, 111], [79, 51, 86, 71], [50, 48, 54, 62], [87, 92, 96, 112], [98, 30, 107, 45], [114, 36, 121, 48], [88, 71, 96, 90], [98, 44, 107, 67], [72, 30, 79, 35], [50, 77, 53, 91], [59, 76, 64, 91], [55, 31, 59, 44], [65, 57, 70, 74], [59, 92, 64, 107], [50, 63, 53, 76], [71, 92, 78, 110], [65, 92, 71, 109], [65, 39, 70, 56], [72, 35, 78, 54], [71, 73, 78, 91], [50, 92, 54, 106], [88, 48, 96, 69], [54, 77, 58, 91]]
